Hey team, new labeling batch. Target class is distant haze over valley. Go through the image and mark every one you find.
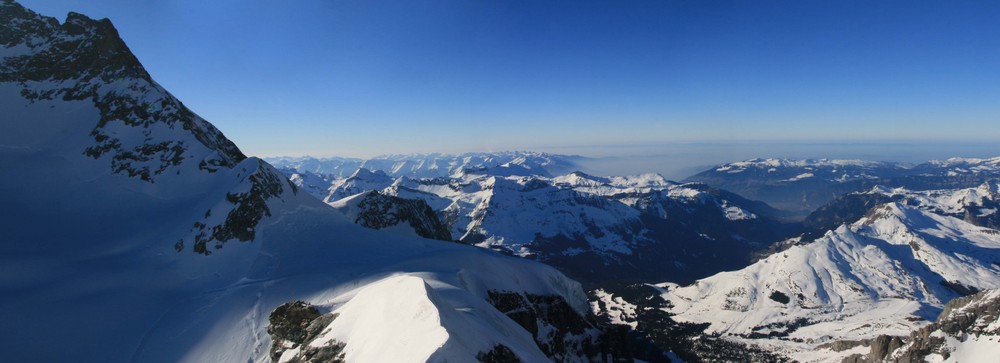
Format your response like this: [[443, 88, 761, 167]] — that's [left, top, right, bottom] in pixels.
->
[[273, 140, 1000, 181]]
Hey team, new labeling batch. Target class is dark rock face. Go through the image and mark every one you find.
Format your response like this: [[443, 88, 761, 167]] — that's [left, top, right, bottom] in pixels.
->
[[2, 0, 293, 255], [352, 191, 452, 241], [267, 301, 344, 363], [840, 289, 1000, 363], [0, 0, 244, 178], [486, 290, 632, 362], [476, 344, 522, 363], [268, 301, 322, 347], [179, 160, 294, 255], [769, 290, 791, 304], [590, 283, 793, 363]]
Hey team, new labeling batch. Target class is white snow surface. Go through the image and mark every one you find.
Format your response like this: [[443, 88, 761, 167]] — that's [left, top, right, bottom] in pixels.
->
[[928, 156, 1000, 174], [785, 172, 815, 181], [303, 274, 550, 363], [863, 182, 1000, 216]]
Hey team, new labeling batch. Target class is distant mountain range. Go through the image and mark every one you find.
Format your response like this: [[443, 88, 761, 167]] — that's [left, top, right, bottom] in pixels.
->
[[685, 157, 1000, 217], [266, 151, 584, 179], [275, 162, 796, 286]]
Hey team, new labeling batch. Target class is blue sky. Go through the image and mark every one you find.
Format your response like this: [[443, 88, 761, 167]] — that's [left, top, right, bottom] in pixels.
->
[[19, 0, 1000, 160]]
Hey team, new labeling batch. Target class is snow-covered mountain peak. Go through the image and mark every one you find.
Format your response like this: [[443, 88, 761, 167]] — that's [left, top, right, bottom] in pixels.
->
[[931, 156, 1000, 167], [856, 181, 1000, 218], [551, 171, 613, 187], [550, 171, 675, 197], [661, 198, 1000, 361], [294, 274, 550, 362], [1, 0, 246, 184], [349, 167, 389, 179], [716, 158, 890, 173]]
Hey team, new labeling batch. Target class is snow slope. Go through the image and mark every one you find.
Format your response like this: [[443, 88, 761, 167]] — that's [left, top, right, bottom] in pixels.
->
[[659, 201, 1000, 361], [804, 182, 1000, 236], [0, 2, 611, 361], [842, 289, 1000, 363], [306, 275, 545, 362]]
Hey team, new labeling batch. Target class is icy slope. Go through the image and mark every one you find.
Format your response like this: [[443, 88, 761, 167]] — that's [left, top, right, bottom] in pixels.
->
[[0, 2, 616, 361], [659, 202, 1000, 360]]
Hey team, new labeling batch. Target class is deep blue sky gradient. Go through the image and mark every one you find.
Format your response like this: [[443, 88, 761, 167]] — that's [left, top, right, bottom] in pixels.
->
[[19, 0, 1000, 159]]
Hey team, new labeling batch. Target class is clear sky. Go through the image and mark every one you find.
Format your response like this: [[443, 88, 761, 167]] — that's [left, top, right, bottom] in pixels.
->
[[18, 0, 1000, 160]]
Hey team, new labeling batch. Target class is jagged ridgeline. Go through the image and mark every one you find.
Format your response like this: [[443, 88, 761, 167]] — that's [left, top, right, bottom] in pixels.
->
[[0, 1, 633, 361], [0, 0, 297, 255]]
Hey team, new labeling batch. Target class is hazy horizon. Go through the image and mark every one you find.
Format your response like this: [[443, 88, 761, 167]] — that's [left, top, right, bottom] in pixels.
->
[[265, 140, 1000, 181]]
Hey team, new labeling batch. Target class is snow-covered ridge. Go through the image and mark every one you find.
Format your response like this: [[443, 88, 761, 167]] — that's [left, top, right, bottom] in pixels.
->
[[861, 182, 1000, 218], [714, 158, 894, 173], [701, 156, 1000, 181], [688, 155, 1000, 215], [275, 275, 551, 362], [929, 156, 1000, 168], [804, 182, 1000, 234], [659, 200, 1000, 362]]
